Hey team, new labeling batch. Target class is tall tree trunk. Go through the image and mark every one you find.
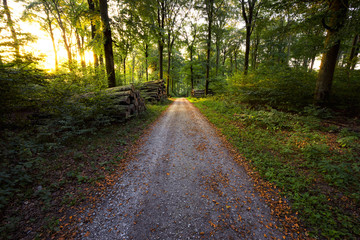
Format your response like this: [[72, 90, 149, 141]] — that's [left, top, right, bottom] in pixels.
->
[[303, 58, 308, 71], [205, 0, 213, 95], [48, 20, 58, 71], [3, 0, 20, 59], [241, 0, 258, 75], [132, 53, 135, 82], [159, 41, 164, 79], [75, 31, 86, 68], [99, 0, 116, 87], [167, 34, 172, 94], [252, 33, 259, 70], [314, 0, 348, 105], [347, 34, 359, 70], [43, 2, 58, 70], [310, 56, 316, 71], [87, 0, 99, 67], [52, 0, 72, 66], [123, 57, 126, 84], [145, 43, 149, 81], [157, 3, 165, 91], [215, 42, 220, 76], [167, 35, 175, 94], [190, 46, 194, 90], [244, 26, 251, 75], [222, 49, 226, 66]]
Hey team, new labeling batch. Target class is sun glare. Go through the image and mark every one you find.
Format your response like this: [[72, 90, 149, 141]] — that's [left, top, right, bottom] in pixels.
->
[[10, 1, 94, 72]]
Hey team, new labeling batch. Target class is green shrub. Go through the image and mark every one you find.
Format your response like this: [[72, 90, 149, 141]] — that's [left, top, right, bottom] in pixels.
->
[[228, 64, 317, 111]]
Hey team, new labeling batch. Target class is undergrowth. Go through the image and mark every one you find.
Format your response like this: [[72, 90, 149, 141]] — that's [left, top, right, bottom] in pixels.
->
[[0, 99, 171, 239], [0, 61, 172, 238], [227, 65, 360, 115], [189, 96, 360, 239]]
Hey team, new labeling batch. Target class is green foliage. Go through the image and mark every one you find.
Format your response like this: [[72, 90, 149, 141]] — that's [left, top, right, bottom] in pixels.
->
[[0, 63, 131, 215], [0, 62, 46, 120], [190, 96, 360, 239], [228, 64, 317, 111], [331, 69, 360, 115]]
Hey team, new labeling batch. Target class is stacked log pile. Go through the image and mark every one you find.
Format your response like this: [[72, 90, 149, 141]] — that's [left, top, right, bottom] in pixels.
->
[[140, 80, 167, 102], [105, 85, 146, 119], [191, 89, 213, 98]]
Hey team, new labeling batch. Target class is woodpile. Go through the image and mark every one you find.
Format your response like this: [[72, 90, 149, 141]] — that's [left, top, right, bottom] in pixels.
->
[[105, 85, 146, 119], [140, 80, 167, 102], [191, 89, 213, 98]]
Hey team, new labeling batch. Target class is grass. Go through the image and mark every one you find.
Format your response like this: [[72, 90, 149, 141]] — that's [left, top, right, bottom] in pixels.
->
[[0, 100, 172, 239], [189, 96, 360, 239]]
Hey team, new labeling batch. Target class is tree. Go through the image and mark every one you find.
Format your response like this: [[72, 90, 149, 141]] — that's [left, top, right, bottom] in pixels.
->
[[239, 0, 261, 75], [50, 0, 73, 67], [183, 19, 199, 90], [99, 0, 115, 87], [204, 0, 214, 95], [346, 34, 359, 70], [165, 0, 191, 94], [23, 0, 59, 70], [87, 0, 99, 67], [2, 0, 20, 59], [314, 0, 349, 105]]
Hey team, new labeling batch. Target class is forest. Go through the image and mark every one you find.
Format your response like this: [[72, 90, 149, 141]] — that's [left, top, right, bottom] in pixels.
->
[[1, 0, 360, 239]]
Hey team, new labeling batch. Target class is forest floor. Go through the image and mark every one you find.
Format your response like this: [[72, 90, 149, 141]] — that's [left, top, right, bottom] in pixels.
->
[[67, 98, 307, 239]]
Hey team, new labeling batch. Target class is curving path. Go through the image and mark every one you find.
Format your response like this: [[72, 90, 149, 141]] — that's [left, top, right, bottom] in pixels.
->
[[78, 98, 285, 239]]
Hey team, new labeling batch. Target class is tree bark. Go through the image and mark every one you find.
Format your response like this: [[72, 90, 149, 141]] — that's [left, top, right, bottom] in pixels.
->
[[244, 26, 251, 75], [41, 1, 58, 70], [314, 0, 348, 105], [157, 2, 165, 91], [205, 0, 213, 95], [49, 24, 58, 71], [310, 56, 316, 71], [3, 0, 20, 59], [75, 30, 86, 68], [145, 43, 149, 81], [347, 34, 359, 70], [132, 53, 135, 82], [123, 57, 126, 84], [99, 0, 116, 87], [87, 0, 99, 67], [190, 46, 194, 90], [46, 11, 58, 71], [216, 42, 220, 76], [51, 0, 72, 67], [251, 33, 259, 70], [241, 0, 258, 75]]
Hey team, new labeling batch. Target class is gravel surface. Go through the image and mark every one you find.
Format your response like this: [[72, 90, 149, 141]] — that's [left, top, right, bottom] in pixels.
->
[[77, 98, 285, 239]]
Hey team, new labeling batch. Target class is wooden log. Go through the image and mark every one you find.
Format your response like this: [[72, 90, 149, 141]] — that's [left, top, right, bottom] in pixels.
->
[[106, 105, 131, 119], [141, 92, 158, 96], [141, 83, 162, 88], [106, 90, 133, 97], [106, 85, 135, 92], [131, 97, 139, 107], [140, 88, 160, 93], [111, 96, 131, 105]]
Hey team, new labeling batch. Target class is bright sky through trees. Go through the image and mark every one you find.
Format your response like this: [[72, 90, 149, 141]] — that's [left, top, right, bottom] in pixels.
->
[[6, 1, 94, 70]]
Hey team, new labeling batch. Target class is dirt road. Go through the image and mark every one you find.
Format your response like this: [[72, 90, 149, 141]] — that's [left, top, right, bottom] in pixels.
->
[[78, 98, 285, 239]]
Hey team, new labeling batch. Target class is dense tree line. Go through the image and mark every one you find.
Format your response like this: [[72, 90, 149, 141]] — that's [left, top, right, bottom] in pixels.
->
[[1, 0, 359, 103], [1, 1, 359, 238]]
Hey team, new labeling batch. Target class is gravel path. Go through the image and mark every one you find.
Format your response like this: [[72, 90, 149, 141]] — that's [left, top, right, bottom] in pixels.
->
[[78, 98, 285, 239]]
